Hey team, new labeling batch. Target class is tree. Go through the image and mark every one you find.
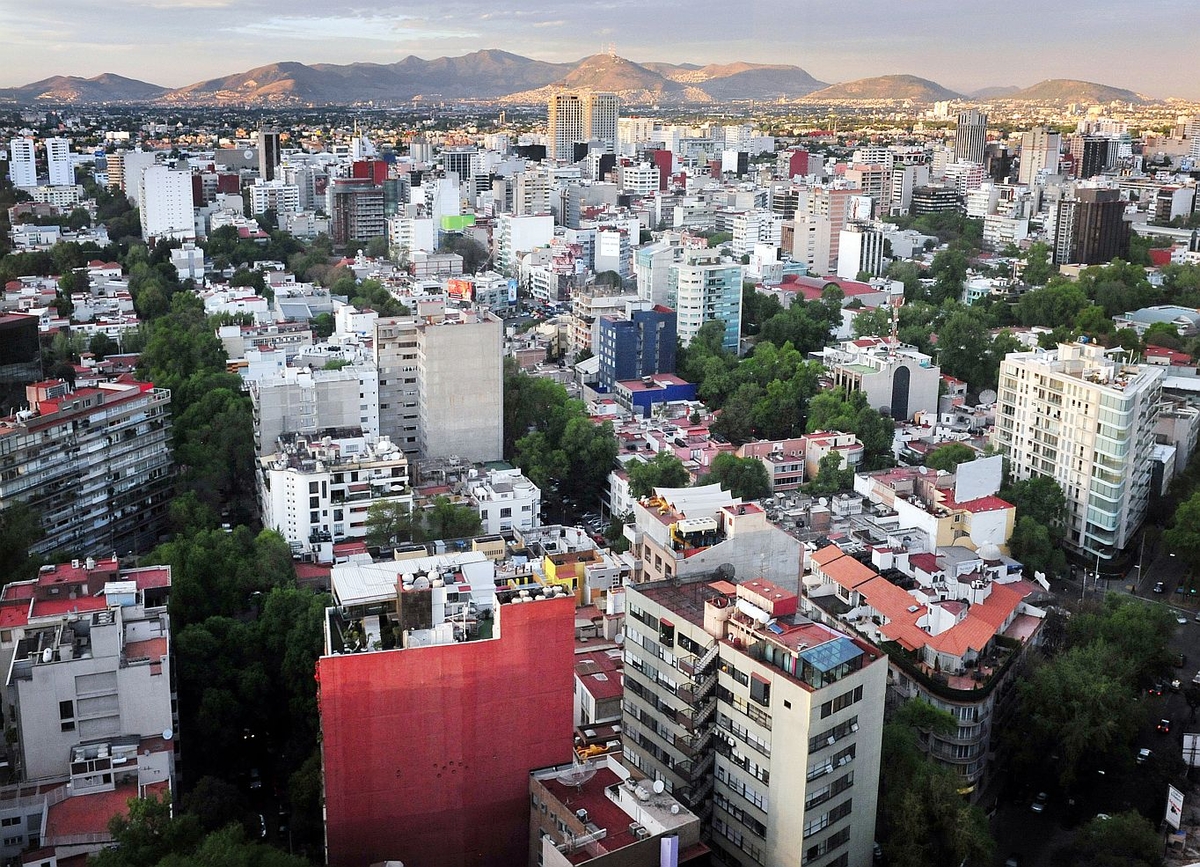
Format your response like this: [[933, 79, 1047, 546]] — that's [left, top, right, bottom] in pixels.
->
[[365, 501, 413, 547], [1021, 241, 1053, 285], [437, 234, 489, 273], [0, 502, 44, 584], [805, 452, 853, 495], [880, 701, 994, 867], [1165, 489, 1200, 573], [88, 332, 117, 360], [311, 312, 334, 340], [806, 389, 895, 469], [1143, 321, 1182, 350], [929, 248, 968, 304], [628, 452, 691, 498], [92, 794, 203, 867], [173, 385, 255, 520], [1064, 811, 1163, 867], [925, 443, 976, 472], [709, 383, 762, 445], [702, 453, 771, 500], [1008, 516, 1068, 579], [365, 235, 389, 259], [1002, 474, 1067, 527], [416, 496, 482, 542]]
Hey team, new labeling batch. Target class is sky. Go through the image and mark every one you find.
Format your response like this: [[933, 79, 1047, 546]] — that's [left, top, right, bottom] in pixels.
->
[[2, 0, 1198, 100]]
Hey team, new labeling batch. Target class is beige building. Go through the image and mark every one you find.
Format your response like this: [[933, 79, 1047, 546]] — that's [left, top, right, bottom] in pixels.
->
[[992, 342, 1162, 561], [622, 575, 887, 867], [816, 336, 941, 424]]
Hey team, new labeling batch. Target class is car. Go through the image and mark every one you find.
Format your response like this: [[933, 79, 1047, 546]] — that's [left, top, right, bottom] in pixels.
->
[[1095, 813, 1111, 821], [1031, 791, 1048, 813], [248, 767, 262, 791], [1172, 678, 1182, 691], [1137, 747, 1152, 764], [1149, 682, 1164, 696], [1004, 856, 1021, 867], [1154, 581, 1165, 593], [1178, 653, 1188, 667], [1180, 616, 1190, 625], [1158, 718, 1171, 734], [873, 841, 883, 863], [258, 814, 267, 838]]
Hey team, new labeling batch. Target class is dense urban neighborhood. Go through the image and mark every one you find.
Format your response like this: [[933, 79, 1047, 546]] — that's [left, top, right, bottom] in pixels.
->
[[1, 51, 1200, 867]]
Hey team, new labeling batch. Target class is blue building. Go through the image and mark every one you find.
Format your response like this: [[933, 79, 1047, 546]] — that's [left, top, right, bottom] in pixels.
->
[[613, 375, 698, 418], [597, 305, 677, 391]]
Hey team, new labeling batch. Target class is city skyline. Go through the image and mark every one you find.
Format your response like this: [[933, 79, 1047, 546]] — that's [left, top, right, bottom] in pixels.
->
[[2, 0, 1199, 100]]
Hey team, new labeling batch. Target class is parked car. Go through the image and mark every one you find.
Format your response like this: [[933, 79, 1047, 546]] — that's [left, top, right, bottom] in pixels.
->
[[1031, 791, 1048, 813], [1154, 581, 1165, 593], [1005, 855, 1021, 867], [1137, 747, 1152, 764], [1148, 682, 1164, 696], [1158, 718, 1171, 734]]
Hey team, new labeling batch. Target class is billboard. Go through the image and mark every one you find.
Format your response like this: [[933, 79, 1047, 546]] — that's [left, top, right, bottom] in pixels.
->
[[507, 278, 518, 303], [1167, 784, 1184, 831], [447, 278, 473, 301], [440, 214, 476, 232]]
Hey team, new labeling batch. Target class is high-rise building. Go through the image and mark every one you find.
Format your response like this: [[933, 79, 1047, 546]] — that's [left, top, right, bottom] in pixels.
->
[[45, 137, 73, 186], [328, 177, 386, 249], [621, 569, 887, 867], [138, 164, 195, 242], [597, 303, 677, 391], [954, 108, 988, 165], [548, 93, 585, 161], [317, 563, 575, 867], [8, 137, 36, 187], [1051, 187, 1129, 265], [0, 379, 174, 557], [836, 223, 885, 280], [248, 179, 301, 215], [585, 92, 620, 151], [1067, 135, 1112, 179], [668, 249, 743, 352], [258, 127, 281, 181], [1017, 127, 1061, 184], [416, 310, 504, 462], [548, 92, 619, 161], [992, 342, 1162, 561], [791, 185, 855, 274], [441, 145, 477, 186]]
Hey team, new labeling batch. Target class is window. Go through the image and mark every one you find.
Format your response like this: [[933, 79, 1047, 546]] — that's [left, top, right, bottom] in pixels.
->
[[309, 482, 319, 494], [820, 685, 864, 719], [59, 700, 74, 720], [749, 674, 770, 707], [500, 507, 512, 518]]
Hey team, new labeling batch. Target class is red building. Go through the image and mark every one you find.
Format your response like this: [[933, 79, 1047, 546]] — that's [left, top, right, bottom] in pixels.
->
[[318, 594, 576, 867]]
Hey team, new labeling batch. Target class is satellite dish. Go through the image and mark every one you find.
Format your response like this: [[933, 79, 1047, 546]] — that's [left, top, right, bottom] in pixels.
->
[[979, 388, 997, 405], [556, 765, 597, 788], [818, 497, 828, 507], [652, 779, 665, 794], [244, 149, 254, 160], [162, 728, 173, 740]]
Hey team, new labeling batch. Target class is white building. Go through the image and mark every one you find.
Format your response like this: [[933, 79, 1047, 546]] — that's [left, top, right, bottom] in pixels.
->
[[495, 213, 554, 275], [249, 179, 301, 216], [617, 162, 660, 195], [258, 431, 411, 562], [469, 467, 541, 534], [668, 249, 743, 353], [836, 223, 885, 279], [1018, 127, 1062, 185], [45, 137, 73, 186], [138, 165, 195, 243], [992, 342, 1163, 560], [8, 137, 36, 187], [732, 210, 784, 257], [250, 362, 380, 456], [635, 240, 682, 307]]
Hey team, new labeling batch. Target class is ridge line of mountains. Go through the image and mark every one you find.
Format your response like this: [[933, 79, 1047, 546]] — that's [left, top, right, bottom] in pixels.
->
[[0, 49, 1158, 107]]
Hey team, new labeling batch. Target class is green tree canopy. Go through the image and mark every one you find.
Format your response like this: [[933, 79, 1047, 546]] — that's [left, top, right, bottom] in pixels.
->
[[700, 453, 771, 500], [628, 452, 691, 498], [925, 443, 976, 472], [1064, 811, 1164, 867]]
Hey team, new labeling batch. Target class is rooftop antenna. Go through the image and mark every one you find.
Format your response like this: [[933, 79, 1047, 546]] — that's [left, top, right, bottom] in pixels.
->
[[607, 42, 617, 58]]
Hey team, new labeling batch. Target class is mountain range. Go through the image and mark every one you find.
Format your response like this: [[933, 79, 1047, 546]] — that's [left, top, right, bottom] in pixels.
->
[[0, 51, 1158, 106]]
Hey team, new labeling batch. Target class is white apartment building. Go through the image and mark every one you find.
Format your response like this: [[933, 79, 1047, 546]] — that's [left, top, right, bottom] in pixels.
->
[[250, 362, 380, 456], [495, 214, 554, 275], [387, 216, 437, 262], [1018, 127, 1062, 185], [249, 179, 301, 215], [732, 210, 784, 257], [595, 227, 632, 278], [835, 224, 884, 280], [8, 137, 36, 188], [469, 467, 541, 535], [138, 165, 195, 243], [991, 342, 1163, 560], [636, 241, 683, 308], [258, 431, 411, 562], [618, 162, 661, 195], [45, 137, 73, 187], [548, 93, 586, 161], [667, 249, 743, 353], [623, 575, 887, 867]]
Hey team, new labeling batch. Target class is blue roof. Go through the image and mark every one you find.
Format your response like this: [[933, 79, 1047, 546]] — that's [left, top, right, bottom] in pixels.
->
[[800, 636, 863, 673]]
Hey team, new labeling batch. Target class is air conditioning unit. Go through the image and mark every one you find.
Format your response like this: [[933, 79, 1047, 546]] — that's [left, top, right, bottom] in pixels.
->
[[850, 723, 859, 732], [575, 808, 589, 822]]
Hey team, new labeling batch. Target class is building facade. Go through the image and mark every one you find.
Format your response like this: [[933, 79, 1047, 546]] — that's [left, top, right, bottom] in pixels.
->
[[668, 250, 743, 353], [991, 342, 1162, 560], [0, 379, 173, 557], [597, 305, 678, 391], [622, 575, 887, 867]]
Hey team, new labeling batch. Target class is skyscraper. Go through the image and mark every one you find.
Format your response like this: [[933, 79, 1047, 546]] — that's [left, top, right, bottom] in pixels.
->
[[45, 137, 73, 186], [138, 164, 195, 243], [548, 93, 585, 161], [1052, 187, 1129, 265], [547, 92, 619, 161], [1017, 126, 1062, 184], [8, 137, 36, 187], [954, 108, 988, 165], [258, 127, 281, 181]]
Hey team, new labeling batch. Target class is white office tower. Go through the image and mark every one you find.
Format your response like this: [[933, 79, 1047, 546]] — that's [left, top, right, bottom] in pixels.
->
[[548, 93, 585, 161], [954, 108, 988, 165], [991, 342, 1163, 562], [1018, 127, 1062, 185], [836, 223, 885, 279], [8, 137, 37, 187], [139, 165, 196, 243], [585, 92, 620, 151], [45, 137, 73, 186]]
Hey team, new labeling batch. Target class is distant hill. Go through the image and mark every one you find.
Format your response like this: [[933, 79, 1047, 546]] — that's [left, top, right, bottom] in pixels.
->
[[805, 74, 961, 102], [0, 74, 168, 103], [969, 85, 1021, 99], [0, 56, 1167, 107], [1001, 78, 1149, 104]]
